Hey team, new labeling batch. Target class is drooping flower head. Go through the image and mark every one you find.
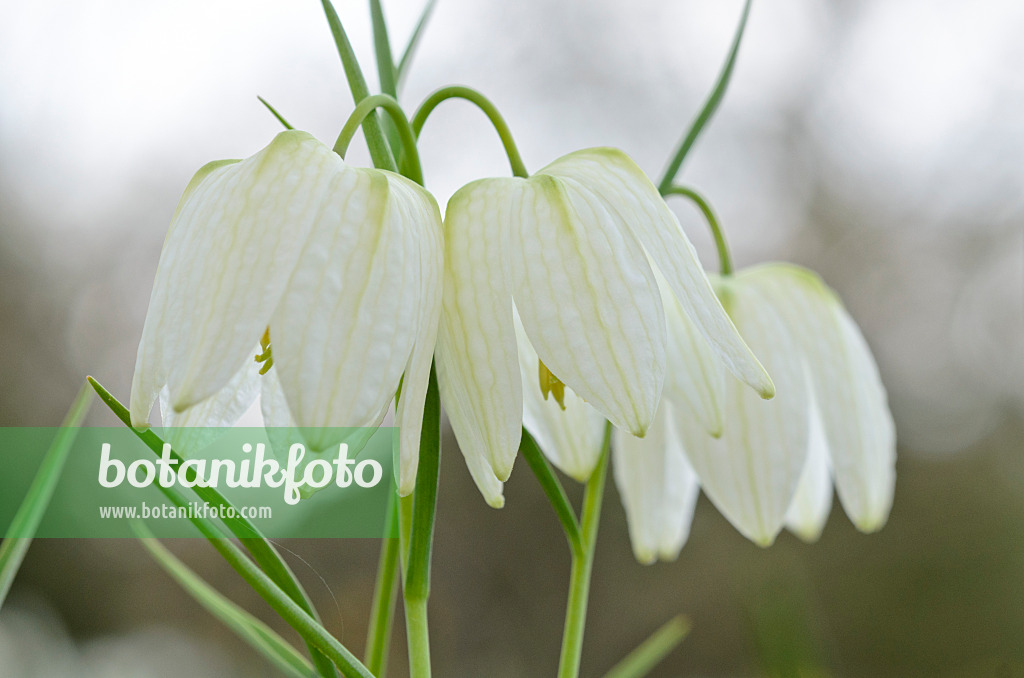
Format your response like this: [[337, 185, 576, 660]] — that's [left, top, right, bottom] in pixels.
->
[[615, 263, 896, 555], [130, 130, 442, 495], [435, 147, 774, 507]]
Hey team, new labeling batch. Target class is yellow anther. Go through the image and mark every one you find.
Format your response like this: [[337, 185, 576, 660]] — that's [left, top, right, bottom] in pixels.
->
[[538, 359, 566, 410], [255, 327, 274, 375]]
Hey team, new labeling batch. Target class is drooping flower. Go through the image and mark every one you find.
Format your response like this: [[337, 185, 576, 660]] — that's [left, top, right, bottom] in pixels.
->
[[130, 130, 443, 496], [615, 263, 896, 551], [435, 148, 774, 507]]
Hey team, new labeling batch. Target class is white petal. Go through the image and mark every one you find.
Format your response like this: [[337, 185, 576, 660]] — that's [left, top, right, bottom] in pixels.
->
[[677, 277, 809, 546], [784, 392, 833, 542], [157, 348, 261, 456], [659, 275, 726, 437], [131, 131, 345, 426], [540, 148, 774, 399], [269, 170, 435, 457], [511, 173, 666, 437], [740, 264, 895, 532], [435, 178, 521, 503], [390, 175, 444, 496], [515, 310, 605, 482], [613, 401, 700, 564]]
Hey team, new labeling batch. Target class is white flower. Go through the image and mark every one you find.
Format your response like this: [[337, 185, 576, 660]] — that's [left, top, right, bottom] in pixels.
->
[[620, 263, 896, 550], [434, 148, 773, 507], [130, 130, 443, 496]]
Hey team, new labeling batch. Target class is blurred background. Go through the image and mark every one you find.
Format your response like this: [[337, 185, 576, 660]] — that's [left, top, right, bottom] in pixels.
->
[[1, 0, 1022, 675]]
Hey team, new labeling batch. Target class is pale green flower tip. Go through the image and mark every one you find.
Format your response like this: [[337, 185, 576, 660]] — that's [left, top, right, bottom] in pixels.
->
[[486, 493, 506, 510], [633, 547, 658, 566], [789, 524, 825, 544], [852, 510, 889, 535], [751, 531, 777, 548], [756, 374, 777, 400]]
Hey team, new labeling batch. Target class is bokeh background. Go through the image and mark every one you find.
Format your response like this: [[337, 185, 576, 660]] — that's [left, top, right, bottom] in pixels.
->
[[2, 0, 1022, 675]]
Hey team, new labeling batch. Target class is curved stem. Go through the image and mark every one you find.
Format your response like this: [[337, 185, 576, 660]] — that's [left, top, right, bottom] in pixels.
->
[[411, 85, 529, 178], [557, 421, 612, 678], [663, 185, 733, 276], [333, 94, 424, 185]]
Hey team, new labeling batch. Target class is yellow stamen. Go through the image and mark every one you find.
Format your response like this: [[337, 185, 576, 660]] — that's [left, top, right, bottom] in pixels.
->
[[538, 359, 566, 410], [255, 327, 274, 375]]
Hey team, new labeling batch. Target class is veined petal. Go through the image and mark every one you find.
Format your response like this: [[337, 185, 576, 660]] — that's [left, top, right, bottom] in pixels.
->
[[613, 400, 700, 564], [269, 169, 434, 456], [659, 274, 726, 437], [391, 175, 444, 496], [784, 392, 833, 542], [511, 173, 666, 437], [739, 264, 895, 532], [131, 131, 344, 426], [540, 148, 774, 399], [677, 277, 809, 546], [515, 310, 605, 482], [157, 349, 261, 456], [435, 178, 522, 501]]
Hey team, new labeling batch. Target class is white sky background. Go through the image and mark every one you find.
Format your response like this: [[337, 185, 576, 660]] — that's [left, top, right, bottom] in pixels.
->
[[0, 0, 1021, 453]]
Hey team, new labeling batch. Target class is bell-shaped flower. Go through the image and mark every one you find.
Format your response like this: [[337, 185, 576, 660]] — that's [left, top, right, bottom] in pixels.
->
[[435, 147, 774, 507], [672, 263, 896, 546], [130, 130, 443, 496]]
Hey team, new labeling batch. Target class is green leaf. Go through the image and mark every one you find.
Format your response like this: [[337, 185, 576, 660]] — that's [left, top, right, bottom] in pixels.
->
[[86, 377, 337, 678], [601, 615, 691, 678], [396, 0, 437, 89], [258, 96, 295, 130], [0, 382, 92, 610], [321, 0, 396, 171], [657, 0, 752, 192], [368, 0, 404, 165], [133, 521, 315, 678]]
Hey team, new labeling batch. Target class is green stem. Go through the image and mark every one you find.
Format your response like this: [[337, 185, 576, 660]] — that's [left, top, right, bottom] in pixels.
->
[[399, 366, 441, 678], [321, 0, 396, 172], [557, 422, 612, 678], [657, 0, 753, 192], [86, 377, 338, 678], [520, 428, 584, 558], [600, 615, 691, 678], [333, 94, 424, 185], [257, 96, 295, 130], [411, 85, 529, 178], [364, 495, 400, 677], [662, 185, 733, 276]]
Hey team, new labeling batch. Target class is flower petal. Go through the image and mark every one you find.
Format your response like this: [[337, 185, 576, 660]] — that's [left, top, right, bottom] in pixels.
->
[[677, 277, 809, 546], [269, 169, 433, 457], [784, 392, 833, 542], [740, 264, 895, 532], [131, 131, 344, 426], [511, 173, 666, 437], [157, 349, 261, 456], [613, 400, 700, 564], [515, 310, 605, 482], [435, 178, 522, 502], [390, 175, 444, 496], [540, 148, 774, 399], [659, 274, 726, 437]]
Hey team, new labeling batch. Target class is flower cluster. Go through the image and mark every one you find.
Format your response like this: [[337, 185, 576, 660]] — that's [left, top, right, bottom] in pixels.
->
[[131, 128, 894, 556]]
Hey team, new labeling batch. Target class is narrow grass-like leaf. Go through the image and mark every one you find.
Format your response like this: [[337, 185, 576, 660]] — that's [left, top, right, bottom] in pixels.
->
[[133, 521, 314, 678], [520, 428, 584, 558], [321, 0, 396, 171], [396, 0, 437, 89], [368, 0, 404, 163], [657, 0, 752, 192], [0, 382, 92, 610], [601, 615, 691, 678], [403, 365, 440, 600], [87, 377, 337, 678], [258, 96, 295, 130]]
